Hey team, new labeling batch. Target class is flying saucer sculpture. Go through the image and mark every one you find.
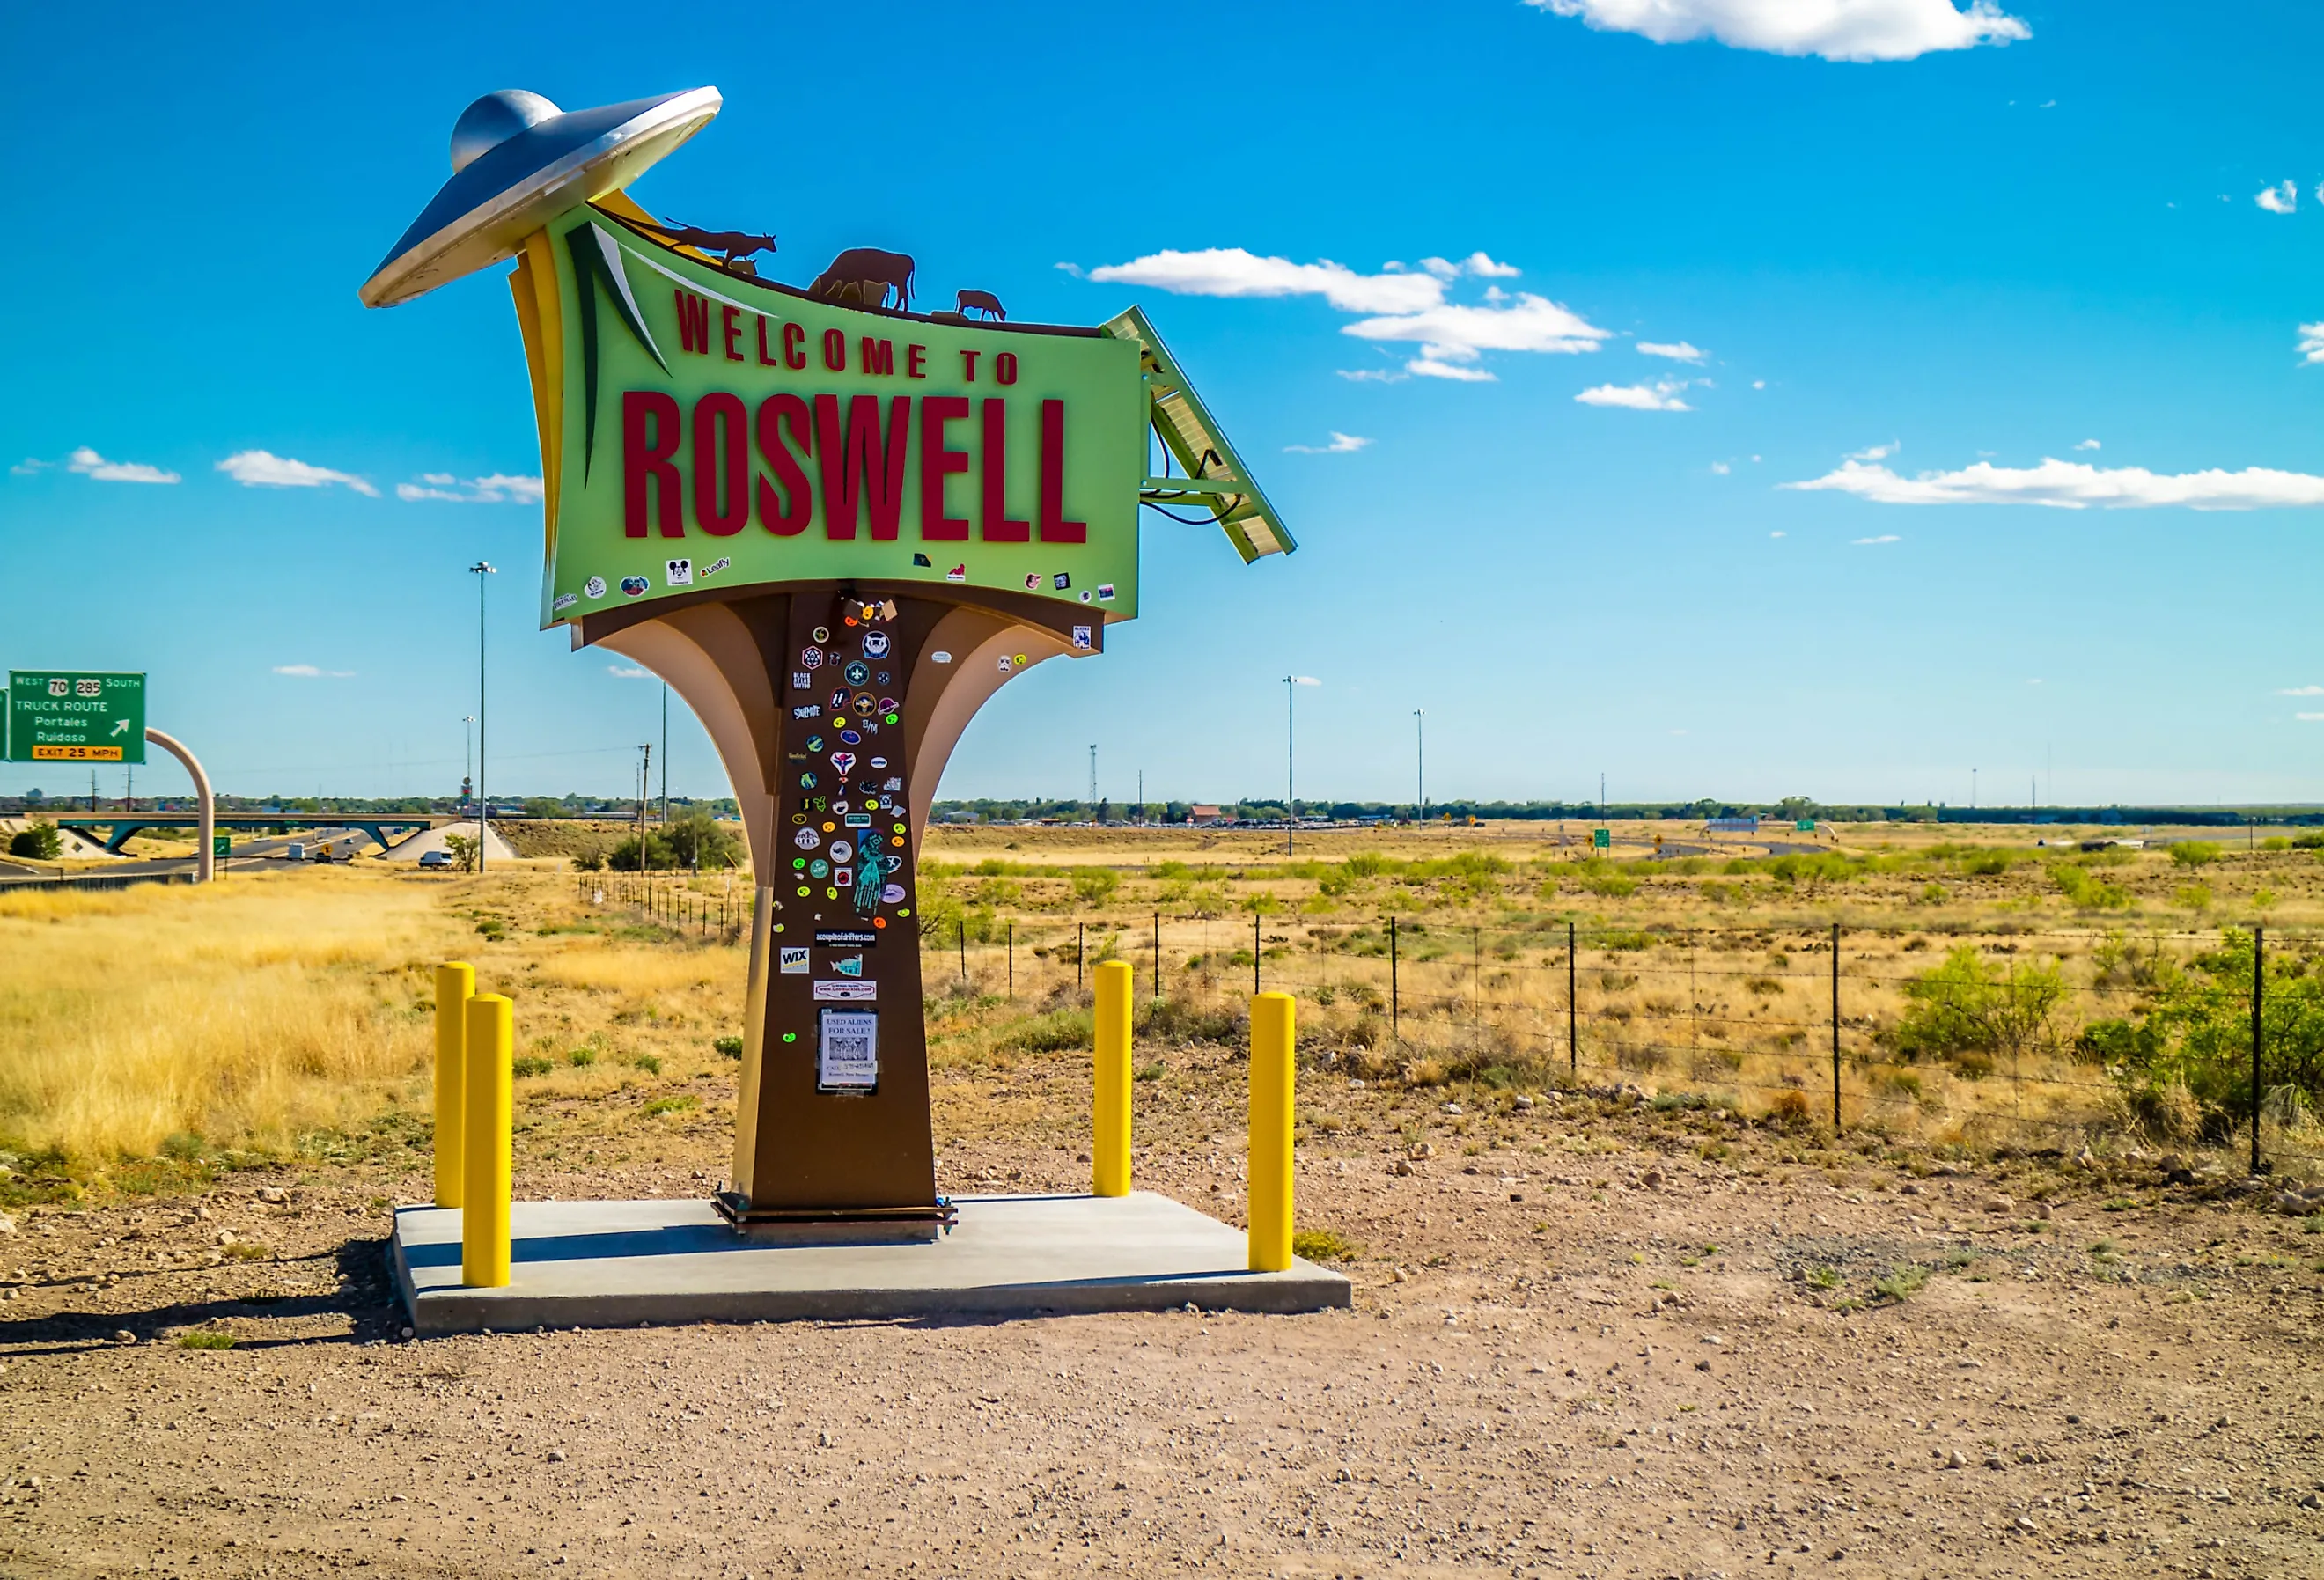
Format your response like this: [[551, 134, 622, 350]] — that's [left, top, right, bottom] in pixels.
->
[[360, 87, 721, 308], [360, 87, 1291, 1224]]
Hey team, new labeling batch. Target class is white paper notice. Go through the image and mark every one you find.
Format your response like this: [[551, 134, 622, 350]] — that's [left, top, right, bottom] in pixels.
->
[[817, 1009, 878, 1091]]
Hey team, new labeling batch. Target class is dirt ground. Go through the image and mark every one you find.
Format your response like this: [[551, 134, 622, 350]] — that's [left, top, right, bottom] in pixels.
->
[[4, 1052, 2320, 1580]]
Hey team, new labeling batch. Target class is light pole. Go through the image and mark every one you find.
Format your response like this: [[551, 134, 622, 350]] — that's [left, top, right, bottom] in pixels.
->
[[636, 744, 653, 871], [468, 562, 496, 871], [1414, 709, 1425, 822], [461, 715, 475, 816], [1283, 675, 1319, 855], [659, 683, 670, 827]]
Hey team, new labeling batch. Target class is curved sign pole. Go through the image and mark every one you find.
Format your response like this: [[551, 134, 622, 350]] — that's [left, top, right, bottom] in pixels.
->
[[143, 728, 213, 884]]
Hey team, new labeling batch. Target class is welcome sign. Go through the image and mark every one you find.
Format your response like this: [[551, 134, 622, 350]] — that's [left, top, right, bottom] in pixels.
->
[[521, 211, 1147, 630]]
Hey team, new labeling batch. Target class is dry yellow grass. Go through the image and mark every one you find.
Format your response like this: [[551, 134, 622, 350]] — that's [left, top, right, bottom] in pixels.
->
[[0, 871, 460, 1165]]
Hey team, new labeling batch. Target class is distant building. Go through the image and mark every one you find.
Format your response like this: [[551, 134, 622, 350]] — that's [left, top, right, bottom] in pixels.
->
[[1188, 805, 1224, 824]]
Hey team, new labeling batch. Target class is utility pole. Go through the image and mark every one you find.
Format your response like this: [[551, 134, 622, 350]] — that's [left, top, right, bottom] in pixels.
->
[[1414, 709, 1425, 821], [1137, 768, 1144, 826], [461, 715, 475, 817], [1088, 744, 1097, 813], [636, 744, 653, 871], [468, 561, 496, 871], [659, 684, 670, 827]]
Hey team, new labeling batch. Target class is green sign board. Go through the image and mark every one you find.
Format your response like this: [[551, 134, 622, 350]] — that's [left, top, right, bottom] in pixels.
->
[[7, 672, 144, 764], [532, 211, 1146, 631], [1592, 827, 1611, 849], [1795, 819, 1816, 833], [213, 834, 232, 859]]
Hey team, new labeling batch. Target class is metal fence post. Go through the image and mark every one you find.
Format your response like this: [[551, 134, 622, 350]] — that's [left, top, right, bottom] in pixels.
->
[[1568, 921, 1578, 1077], [1007, 920, 1015, 1000], [1253, 910, 1261, 996], [2252, 923, 2265, 1176], [1831, 921, 1842, 1132], [1077, 922, 1085, 989], [1153, 910, 1161, 1004], [1388, 915, 1399, 1043]]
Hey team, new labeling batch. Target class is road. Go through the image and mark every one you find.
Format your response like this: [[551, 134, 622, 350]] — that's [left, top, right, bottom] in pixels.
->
[[0, 827, 393, 886]]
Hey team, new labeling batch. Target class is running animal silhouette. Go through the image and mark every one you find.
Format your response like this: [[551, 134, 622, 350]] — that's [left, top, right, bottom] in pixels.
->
[[632, 218, 776, 272], [955, 289, 1007, 321], [809, 247, 916, 311]]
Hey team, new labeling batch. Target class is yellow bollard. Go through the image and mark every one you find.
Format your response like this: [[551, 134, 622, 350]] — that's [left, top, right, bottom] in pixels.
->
[[460, 993, 513, 1289], [1247, 990, 1296, 1272], [433, 962, 474, 1208], [1092, 959, 1133, 1196]]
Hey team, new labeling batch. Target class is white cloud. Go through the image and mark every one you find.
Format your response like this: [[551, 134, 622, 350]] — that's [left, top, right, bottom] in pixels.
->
[[2072, 438, 2101, 451], [1086, 247, 1442, 314], [1091, 245, 1606, 379], [2276, 685, 2324, 696], [1853, 533, 1903, 544], [2257, 181, 2298, 215], [1335, 367, 1408, 384], [2299, 713, 2324, 723], [272, 664, 354, 678], [217, 450, 378, 496], [1284, 432, 1373, 454], [1637, 340, 1705, 363], [607, 665, 651, 680], [1529, 0, 2030, 62], [1409, 356, 1499, 382], [2298, 323, 2324, 365], [1710, 461, 1732, 474], [1751, 378, 1767, 390], [1053, 261, 1085, 278], [1847, 441, 1899, 461], [1575, 379, 1694, 411], [63, 445, 180, 484], [1769, 529, 1785, 538], [1784, 454, 2324, 510], [396, 472, 545, 504]]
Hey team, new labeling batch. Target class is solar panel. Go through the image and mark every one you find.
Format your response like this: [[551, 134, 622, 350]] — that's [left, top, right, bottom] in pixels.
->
[[1099, 306, 1296, 562]]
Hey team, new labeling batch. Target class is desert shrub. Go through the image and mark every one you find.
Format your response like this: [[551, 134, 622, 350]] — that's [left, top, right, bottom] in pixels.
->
[[2051, 863, 2132, 911], [641, 1094, 699, 1117], [2079, 928, 2324, 1138], [1292, 1229, 1362, 1262], [1070, 866, 1121, 906], [442, 832, 479, 873], [567, 1047, 597, 1068], [570, 850, 606, 872], [8, 821, 61, 860], [2170, 841, 2222, 869], [1138, 996, 1245, 1046], [1004, 1008, 1094, 1053], [511, 1055, 553, 1077], [712, 1036, 743, 1059], [1887, 947, 2070, 1069]]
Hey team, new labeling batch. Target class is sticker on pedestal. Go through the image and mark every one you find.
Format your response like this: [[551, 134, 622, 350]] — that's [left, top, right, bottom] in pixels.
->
[[778, 946, 809, 974], [813, 980, 877, 1002], [816, 1008, 879, 1092]]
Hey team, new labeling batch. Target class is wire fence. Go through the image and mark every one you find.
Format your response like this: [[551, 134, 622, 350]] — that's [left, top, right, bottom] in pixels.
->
[[0, 868, 195, 893], [919, 911, 2324, 1175], [560, 871, 2324, 1175]]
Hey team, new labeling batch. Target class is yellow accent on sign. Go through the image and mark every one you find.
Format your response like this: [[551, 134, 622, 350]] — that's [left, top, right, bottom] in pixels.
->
[[33, 745, 122, 761]]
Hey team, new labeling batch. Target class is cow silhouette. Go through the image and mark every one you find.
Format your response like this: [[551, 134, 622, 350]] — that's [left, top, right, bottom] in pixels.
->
[[634, 218, 776, 272], [809, 248, 916, 311], [956, 289, 1007, 322]]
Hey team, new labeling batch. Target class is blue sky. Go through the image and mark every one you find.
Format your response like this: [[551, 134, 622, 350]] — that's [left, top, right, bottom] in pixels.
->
[[7, 0, 2324, 809]]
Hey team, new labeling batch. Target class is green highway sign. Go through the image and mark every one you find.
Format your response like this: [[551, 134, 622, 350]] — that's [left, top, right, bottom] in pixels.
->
[[1592, 827, 1611, 849], [213, 834, 232, 860], [1796, 819, 1817, 833], [7, 672, 145, 764]]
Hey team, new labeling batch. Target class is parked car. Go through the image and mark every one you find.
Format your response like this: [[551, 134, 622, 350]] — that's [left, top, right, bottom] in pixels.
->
[[417, 849, 453, 870], [284, 841, 305, 861]]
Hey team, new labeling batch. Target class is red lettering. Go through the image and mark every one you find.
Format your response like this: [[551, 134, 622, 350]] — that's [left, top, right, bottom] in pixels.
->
[[859, 338, 895, 377], [754, 393, 813, 536], [919, 397, 970, 541], [907, 344, 927, 378], [980, 398, 1027, 542], [622, 390, 683, 538], [813, 394, 912, 540], [692, 392, 749, 535], [960, 349, 980, 381], [673, 291, 711, 356], [821, 328, 847, 371], [783, 321, 807, 369], [755, 315, 779, 367], [995, 351, 1019, 386], [721, 305, 744, 362], [1038, 399, 1084, 543]]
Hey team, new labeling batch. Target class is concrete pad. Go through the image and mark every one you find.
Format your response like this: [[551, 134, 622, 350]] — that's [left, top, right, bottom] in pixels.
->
[[390, 1192, 1351, 1334], [379, 819, 518, 863]]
